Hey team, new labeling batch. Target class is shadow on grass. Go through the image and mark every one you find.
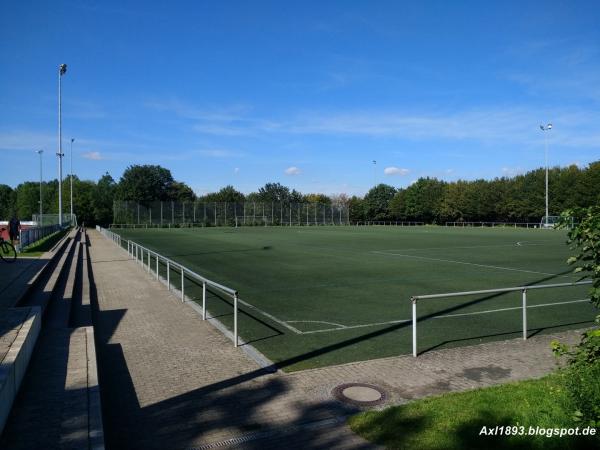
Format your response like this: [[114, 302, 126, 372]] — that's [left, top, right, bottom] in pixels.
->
[[420, 320, 595, 354]]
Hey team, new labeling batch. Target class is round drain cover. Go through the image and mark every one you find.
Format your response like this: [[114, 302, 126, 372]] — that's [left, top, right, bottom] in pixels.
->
[[332, 383, 387, 407]]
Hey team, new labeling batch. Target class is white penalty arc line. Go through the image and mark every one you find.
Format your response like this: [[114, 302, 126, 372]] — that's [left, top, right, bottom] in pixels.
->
[[371, 251, 571, 278]]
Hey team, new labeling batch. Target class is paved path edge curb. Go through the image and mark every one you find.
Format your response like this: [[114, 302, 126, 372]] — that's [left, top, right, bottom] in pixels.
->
[[0, 306, 41, 435]]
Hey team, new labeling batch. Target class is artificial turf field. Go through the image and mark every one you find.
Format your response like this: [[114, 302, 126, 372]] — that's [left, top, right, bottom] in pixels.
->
[[113, 225, 598, 371]]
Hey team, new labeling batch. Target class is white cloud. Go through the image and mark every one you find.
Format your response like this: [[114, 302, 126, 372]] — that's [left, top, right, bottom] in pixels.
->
[[82, 151, 103, 160], [284, 166, 301, 175], [501, 166, 525, 177], [384, 166, 409, 176]]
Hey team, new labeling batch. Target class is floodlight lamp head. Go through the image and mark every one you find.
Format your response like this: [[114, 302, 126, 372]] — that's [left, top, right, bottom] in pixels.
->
[[37, 149, 43, 154], [547, 123, 553, 130], [59, 64, 67, 75], [71, 138, 75, 143], [540, 125, 544, 130]]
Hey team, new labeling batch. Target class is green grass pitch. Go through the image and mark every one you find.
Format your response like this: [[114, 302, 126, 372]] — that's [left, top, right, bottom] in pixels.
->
[[113, 226, 598, 371]]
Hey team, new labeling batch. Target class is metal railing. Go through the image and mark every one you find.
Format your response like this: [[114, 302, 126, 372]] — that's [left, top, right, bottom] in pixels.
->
[[19, 223, 64, 251], [96, 226, 240, 346], [354, 221, 425, 226], [445, 221, 545, 228], [410, 280, 593, 357]]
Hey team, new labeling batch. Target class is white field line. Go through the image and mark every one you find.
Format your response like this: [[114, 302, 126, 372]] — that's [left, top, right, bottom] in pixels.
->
[[287, 299, 592, 334], [298, 319, 412, 335], [286, 320, 347, 328], [226, 294, 591, 336], [236, 297, 303, 334], [371, 251, 572, 278], [432, 298, 591, 319], [378, 241, 554, 253]]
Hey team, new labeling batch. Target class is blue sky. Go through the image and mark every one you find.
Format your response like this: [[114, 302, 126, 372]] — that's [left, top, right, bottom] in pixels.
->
[[1, 1, 599, 196]]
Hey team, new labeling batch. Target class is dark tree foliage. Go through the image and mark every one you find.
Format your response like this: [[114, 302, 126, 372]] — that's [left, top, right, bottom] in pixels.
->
[[116, 165, 176, 203], [363, 184, 397, 221], [200, 185, 245, 203], [304, 193, 332, 204], [169, 181, 196, 202], [254, 182, 303, 203], [93, 173, 117, 226], [0, 184, 15, 218], [388, 163, 600, 223]]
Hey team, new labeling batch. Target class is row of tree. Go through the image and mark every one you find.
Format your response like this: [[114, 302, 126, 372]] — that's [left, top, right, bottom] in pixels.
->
[[1, 162, 598, 226]]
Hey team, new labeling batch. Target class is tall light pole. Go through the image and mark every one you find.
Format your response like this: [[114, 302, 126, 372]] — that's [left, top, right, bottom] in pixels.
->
[[70, 137, 74, 222], [58, 63, 67, 226], [540, 123, 553, 226], [372, 160, 377, 187], [37, 150, 43, 226]]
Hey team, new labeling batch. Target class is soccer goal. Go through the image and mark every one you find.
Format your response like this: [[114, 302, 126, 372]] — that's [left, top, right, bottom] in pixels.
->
[[540, 216, 561, 229]]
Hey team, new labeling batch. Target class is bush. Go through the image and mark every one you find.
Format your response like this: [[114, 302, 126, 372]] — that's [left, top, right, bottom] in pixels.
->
[[554, 206, 600, 426]]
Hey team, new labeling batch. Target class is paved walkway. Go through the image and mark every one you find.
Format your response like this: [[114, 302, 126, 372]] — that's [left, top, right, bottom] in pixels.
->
[[87, 230, 586, 450]]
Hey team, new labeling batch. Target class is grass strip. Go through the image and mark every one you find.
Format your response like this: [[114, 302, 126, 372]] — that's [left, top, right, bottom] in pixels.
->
[[20, 228, 70, 257], [348, 371, 598, 449]]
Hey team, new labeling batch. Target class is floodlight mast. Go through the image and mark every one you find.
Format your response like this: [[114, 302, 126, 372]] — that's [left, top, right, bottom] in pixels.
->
[[540, 123, 552, 225], [37, 150, 43, 226], [70, 138, 74, 222], [372, 160, 377, 187], [57, 63, 67, 226]]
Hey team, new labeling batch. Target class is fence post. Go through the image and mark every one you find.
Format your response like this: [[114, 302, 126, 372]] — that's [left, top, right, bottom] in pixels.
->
[[147, 251, 150, 272], [234, 292, 238, 347], [167, 261, 170, 290], [156, 255, 159, 280], [181, 268, 185, 302], [412, 297, 418, 357], [202, 282, 206, 320], [522, 289, 527, 340]]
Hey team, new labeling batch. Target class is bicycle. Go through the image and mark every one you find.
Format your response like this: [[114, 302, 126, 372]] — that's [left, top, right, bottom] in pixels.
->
[[0, 228, 17, 263]]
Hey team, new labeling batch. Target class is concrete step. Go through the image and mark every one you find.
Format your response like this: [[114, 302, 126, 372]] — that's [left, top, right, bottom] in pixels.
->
[[1, 228, 71, 309], [18, 229, 79, 314], [46, 235, 81, 328], [0, 327, 101, 450], [70, 233, 92, 328], [0, 229, 104, 449]]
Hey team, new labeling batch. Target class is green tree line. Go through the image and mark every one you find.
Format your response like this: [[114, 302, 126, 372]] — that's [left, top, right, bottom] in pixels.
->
[[353, 161, 600, 223], [1, 162, 598, 226]]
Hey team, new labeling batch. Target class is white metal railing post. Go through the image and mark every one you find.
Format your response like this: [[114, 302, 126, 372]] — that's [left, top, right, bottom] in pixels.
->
[[156, 254, 159, 280], [412, 297, 417, 357], [181, 267, 185, 302], [522, 289, 527, 340], [234, 292, 239, 347], [202, 282, 206, 320], [147, 250, 150, 273], [167, 261, 170, 290]]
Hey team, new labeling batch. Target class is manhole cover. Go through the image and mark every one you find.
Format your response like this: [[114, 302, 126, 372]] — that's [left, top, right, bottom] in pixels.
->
[[332, 383, 387, 407]]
